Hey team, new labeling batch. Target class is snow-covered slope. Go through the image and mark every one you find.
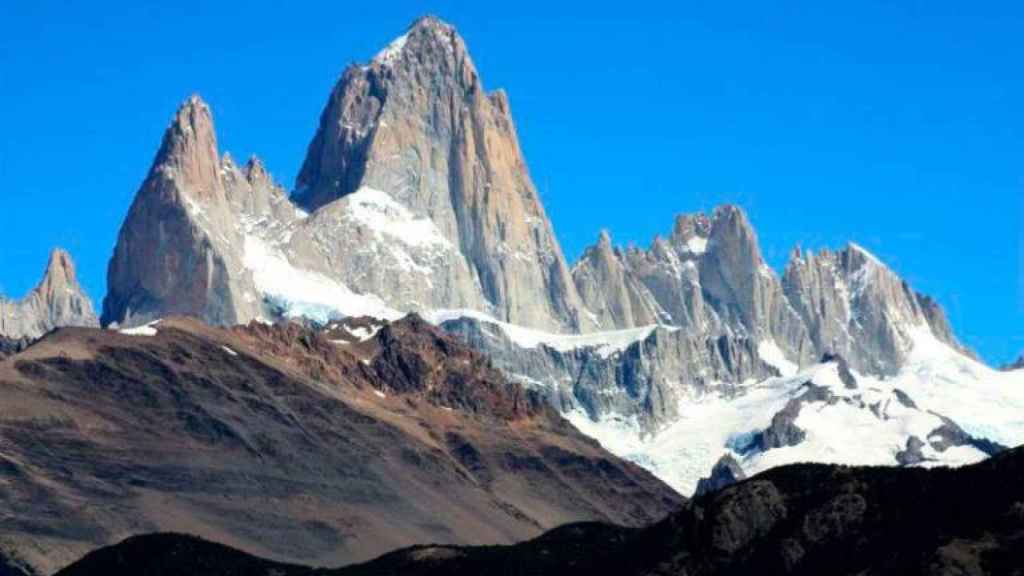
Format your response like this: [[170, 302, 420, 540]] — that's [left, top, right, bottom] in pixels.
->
[[566, 332, 1024, 495]]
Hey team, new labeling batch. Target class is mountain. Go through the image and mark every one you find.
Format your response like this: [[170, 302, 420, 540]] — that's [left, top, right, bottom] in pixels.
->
[[0, 248, 98, 341], [91, 15, 1021, 500], [0, 315, 678, 574], [103, 16, 593, 333], [55, 446, 1024, 575]]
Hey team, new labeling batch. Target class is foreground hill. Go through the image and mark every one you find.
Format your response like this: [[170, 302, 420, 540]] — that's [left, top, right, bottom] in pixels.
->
[[55, 446, 1024, 575], [0, 316, 677, 574]]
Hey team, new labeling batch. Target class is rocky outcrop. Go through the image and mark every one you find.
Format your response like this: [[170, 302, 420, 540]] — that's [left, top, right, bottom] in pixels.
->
[[293, 16, 592, 332], [895, 436, 927, 465], [694, 454, 747, 496], [0, 248, 98, 340], [1001, 355, 1024, 371]]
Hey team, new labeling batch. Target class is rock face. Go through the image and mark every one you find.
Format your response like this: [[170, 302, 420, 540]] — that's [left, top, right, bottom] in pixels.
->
[[440, 316, 779, 431], [570, 209, 969, 378], [782, 243, 969, 375], [573, 209, 811, 360], [694, 454, 746, 496], [0, 248, 98, 340], [0, 316, 679, 575], [293, 16, 590, 332], [102, 96, 296, 328]]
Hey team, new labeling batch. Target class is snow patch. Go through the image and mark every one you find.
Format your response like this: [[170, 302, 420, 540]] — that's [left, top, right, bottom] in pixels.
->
[[372, 33, 408, 66], [684, 236, 707, 255], [565, 334, 1022, 496], [757, 340, 798, 377], [119, 320, 160, 337], [346, 325, 381, 342], [426, 309, 666, 358], [344, 187, 452, 249], [242, 234, 402, 324], [221, 345, 238, 357], [374, 389, 387, 399]]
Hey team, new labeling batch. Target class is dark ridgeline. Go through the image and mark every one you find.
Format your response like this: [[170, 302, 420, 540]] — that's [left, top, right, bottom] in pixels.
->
[[55, 446, 1024, 576]]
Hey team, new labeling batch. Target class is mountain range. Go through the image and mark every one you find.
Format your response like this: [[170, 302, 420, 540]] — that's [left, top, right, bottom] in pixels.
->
[[1, 14, 1021, 575]]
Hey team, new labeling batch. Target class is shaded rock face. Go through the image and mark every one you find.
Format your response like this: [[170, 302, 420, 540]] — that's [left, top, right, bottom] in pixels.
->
[[1002, 355, 1024, 371], [56, 447, 1024, 576], [440, 317, 778, 431], [694, 454, 747, 497], [0, 316, 679, 575], [0, 249, 98, 340], [293, 16, 590, 332]]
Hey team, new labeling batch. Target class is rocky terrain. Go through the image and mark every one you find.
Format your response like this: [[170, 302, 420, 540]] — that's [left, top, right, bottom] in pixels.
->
[[0, 249, 98, 341], [0, 316, 678, 575], [54, 446, 1024, 575]]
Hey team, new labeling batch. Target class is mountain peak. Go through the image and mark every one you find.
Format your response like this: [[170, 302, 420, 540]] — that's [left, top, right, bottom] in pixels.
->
[[244, 155, 270, 184], [0, 248, 98, 340], [42, 247, 79, 289], [149, 93, 221, 197], [368, 15, 460, 69]]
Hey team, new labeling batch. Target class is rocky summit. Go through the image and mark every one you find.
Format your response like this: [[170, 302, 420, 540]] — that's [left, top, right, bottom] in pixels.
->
[[0, 248, 98, 341]]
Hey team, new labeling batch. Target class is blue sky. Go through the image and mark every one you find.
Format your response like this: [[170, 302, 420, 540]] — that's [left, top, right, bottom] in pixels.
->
[[1, 2, 1021, 363]]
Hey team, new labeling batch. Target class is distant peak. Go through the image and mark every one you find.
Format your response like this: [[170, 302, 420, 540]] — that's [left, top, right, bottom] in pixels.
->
[[40, 247, 82, 290], [244, 155, 270, 184]]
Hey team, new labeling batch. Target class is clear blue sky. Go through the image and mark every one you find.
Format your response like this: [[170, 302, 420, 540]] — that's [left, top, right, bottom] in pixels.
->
[[2, 2, 1021, 364]]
